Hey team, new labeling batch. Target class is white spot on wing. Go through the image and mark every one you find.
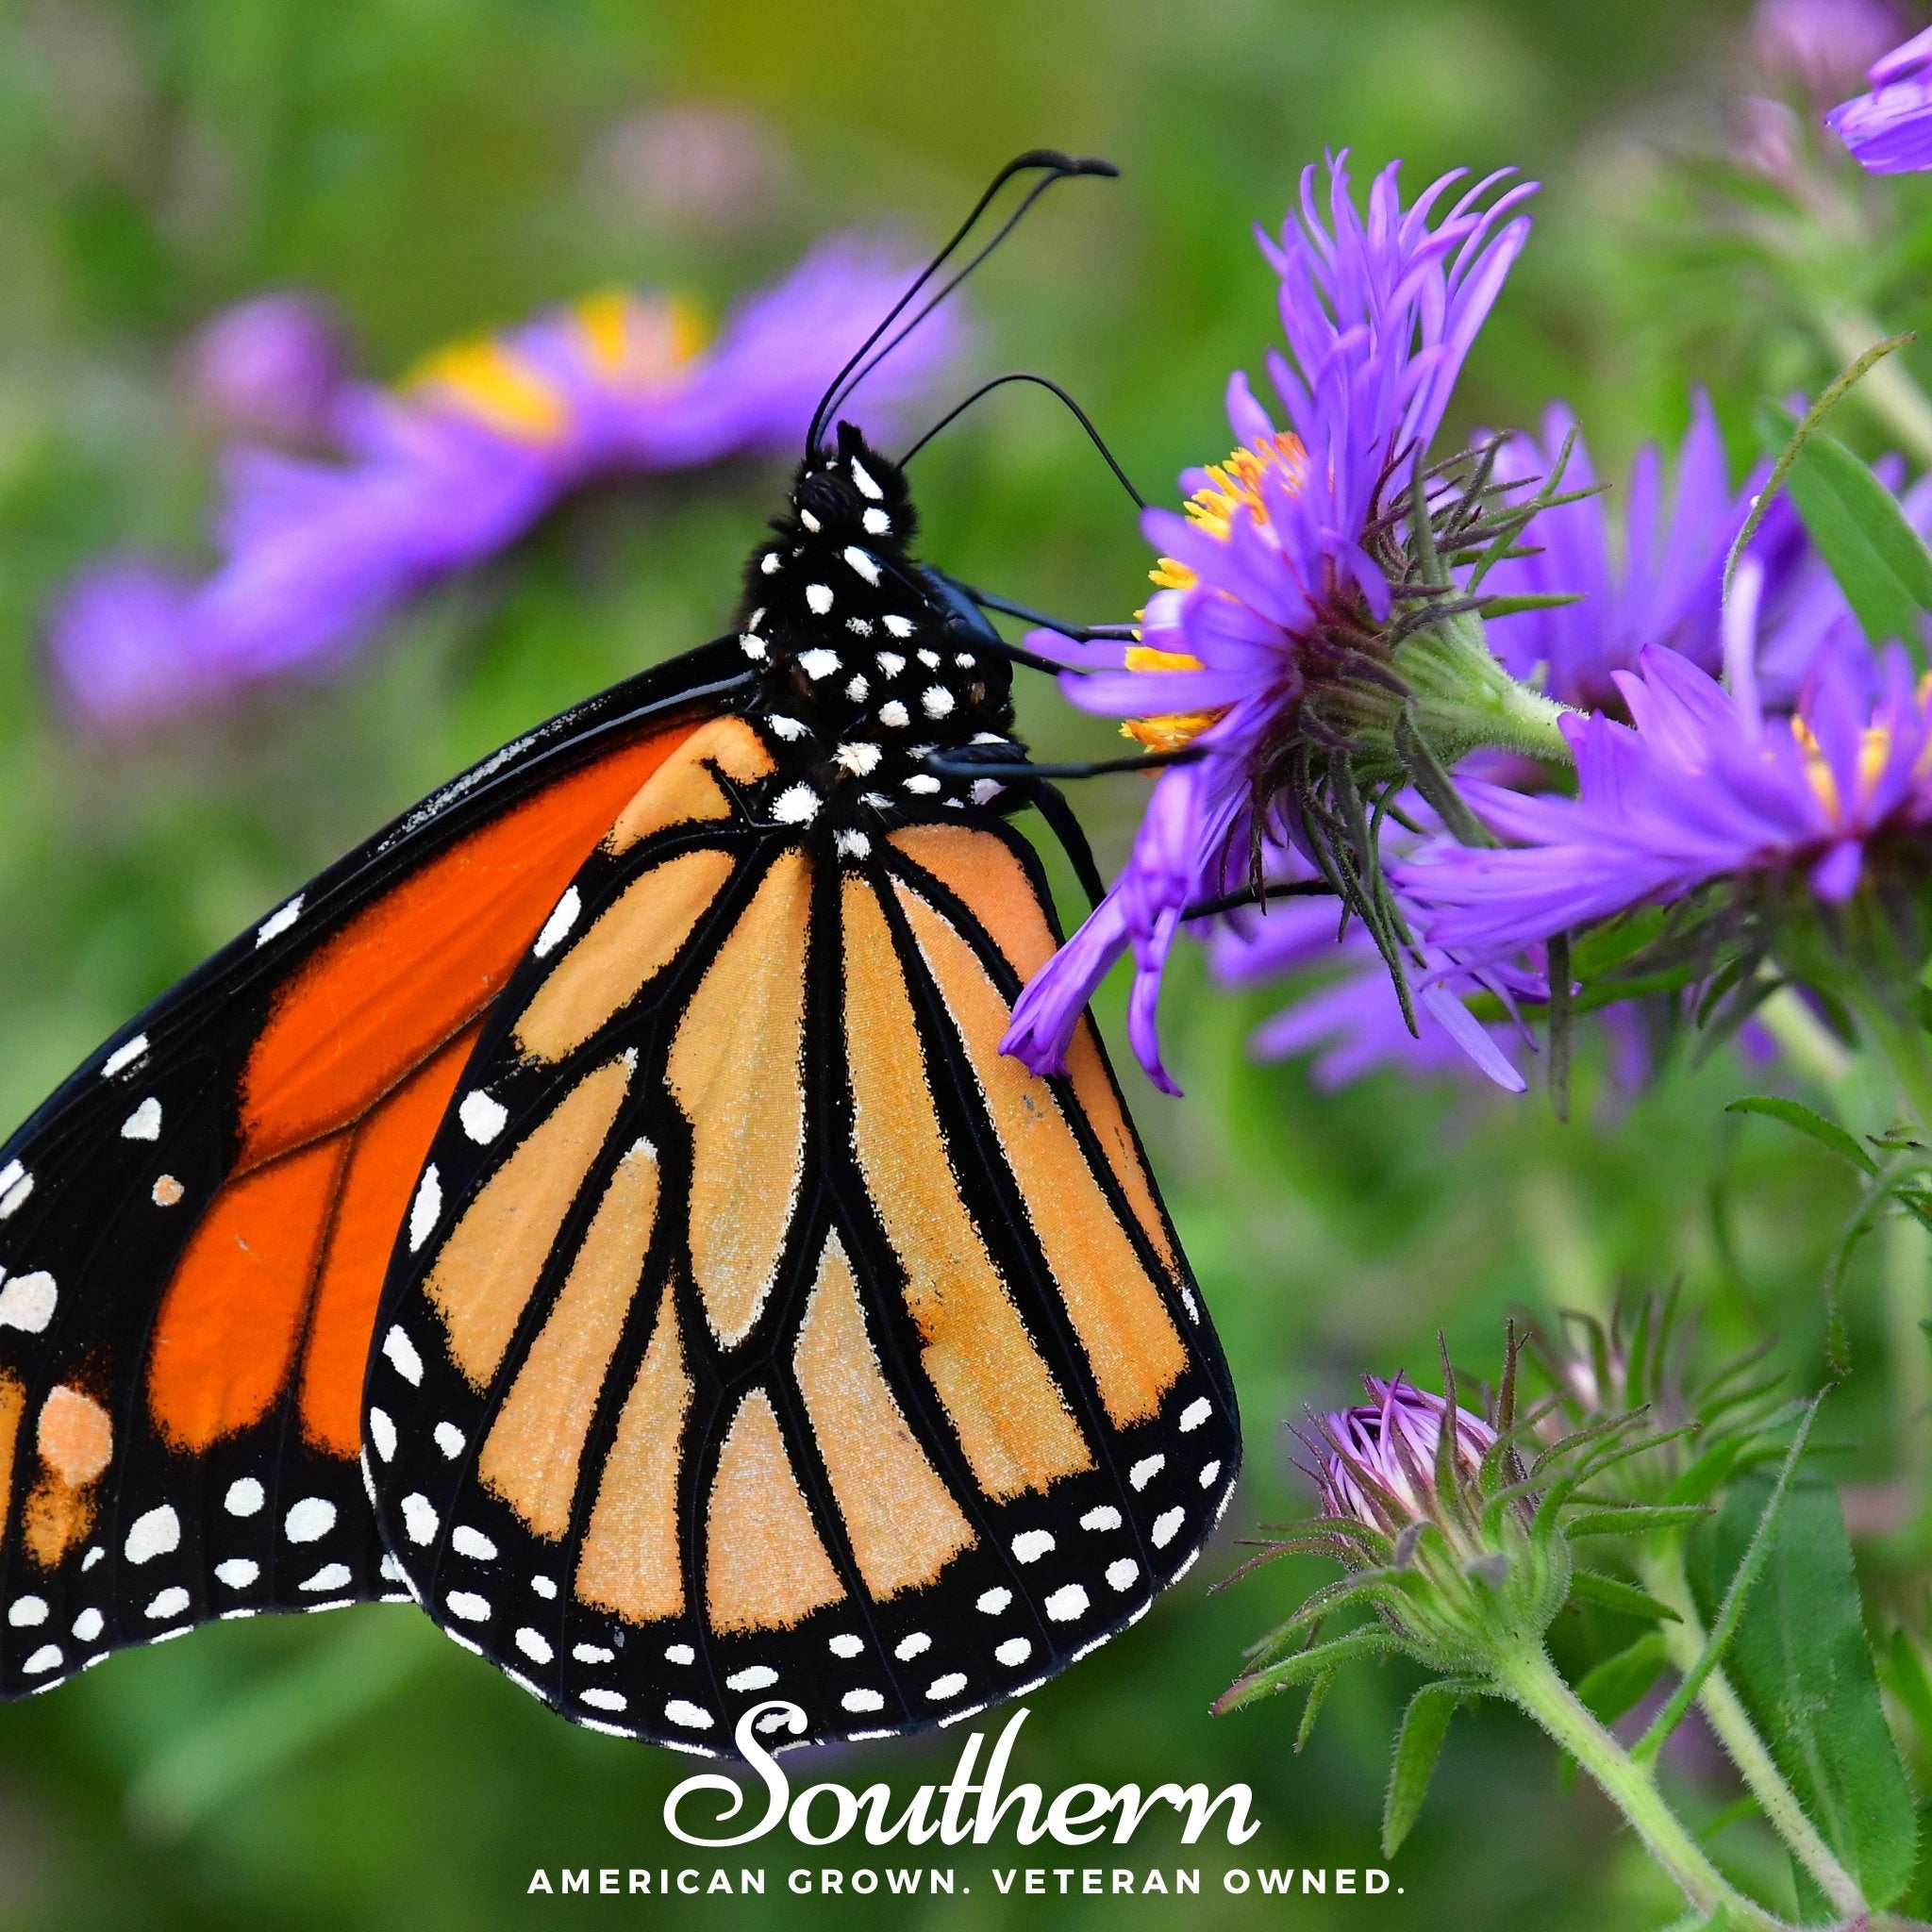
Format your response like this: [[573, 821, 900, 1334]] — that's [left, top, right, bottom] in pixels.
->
[[22, 1645, 61, 1674], [215, 1559, 259, 1589], [102, 1036, 149, 1079], [301, 1564, 352, 1591], [665, 1699, 714, 1730], [0, 1169, 29, 1221], [7, 1597, 46, 1627], [1107, 1558, 1141, 1591], [451, 1525, 496, 1561], [71, 1608, 103, 1641], [407, 1171, 441, 1255], [1151, 1507, 1186, 1548], [726, 1665, 778, 1690], [1080, 1506, 1122, 1532], [893, 1632, 931, 1660], [1179, 1396, 1212, 1432], [145, 1588, 191, 1622], [574, 1642, 614, 1664], [0, 1273, 57, 1333], [459, 1091, 508, 1144], [385, 1324, 425, 1387], [514, 1627, 553, 1665], [225, 1479, 264, 1518], [256, 896, 304, 946], [663, 1642, 693, 1665], [433, 1422, 464, 1458], [994, 1637, 1032, 1667], [841, 1688, 885, 1714], [125, 1506, 180, 1564], [445, 1591, 491, 1623], [1199, 1459, 1223, 1488], [1129, 1454, 1164, 1490], [367, 1407, 397, 1462], [925, 1673, 968, 1700], [580, 1687, 626, 1712], [120, 1098, 161, 1141], [827, 1633, 864, 1658], [531, 1576, 557, 1600], [533, 888, 581, 959], [401, 1494, 438, 1545], [976, 1587, 1012, 1615], [285, 1497, 336, 1543], [1044, 1584, 1090, 1622]]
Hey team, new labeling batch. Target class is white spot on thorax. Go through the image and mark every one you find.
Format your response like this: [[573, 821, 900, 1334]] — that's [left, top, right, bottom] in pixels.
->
[[875, 650, 906, 677], [102, 1036, 149, 1079], [917, 649, 941, 669], [921, 686, 955, 720], [971, 778, 1003, 807], [862, 508, 891, 535], [125, 1506, 179, 1564], [120, 1098, 161, 1141], [798, 508, 822, 533], [768, 713, 808, 741], [877, 700, 910, 729], [850, 458, 883, 499], [834, 830, 872, 861], [533, 888, 581, 958], [834, 742, 881, 777], [882, 614, 914, 639], [805, 584, 834, 617], [740, 634, 767, 661], [256, 896, 304, 947], [772, 785, 820, 825], [459, 1091, 508, 1144], [842, 546, 879, 586], [798, 645, 840, 679], [904, 774, 941, 795], [761, 550, 781, 575], [845, 675, 870, 702], [225, 1478, 264, 1518], [846, 616, 874, 638], [0, 1273, 57, 1333]]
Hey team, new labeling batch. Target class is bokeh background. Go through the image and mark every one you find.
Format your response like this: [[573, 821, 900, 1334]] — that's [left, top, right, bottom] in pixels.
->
[[0, 0, 1924, 1925]]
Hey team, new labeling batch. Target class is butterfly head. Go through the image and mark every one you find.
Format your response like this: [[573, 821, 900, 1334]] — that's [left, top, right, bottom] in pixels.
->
[[732, 423, 1018, 838]]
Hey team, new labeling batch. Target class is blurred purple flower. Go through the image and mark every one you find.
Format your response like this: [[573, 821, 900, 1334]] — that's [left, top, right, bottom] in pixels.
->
[[592, 103, 791, 232], [179, 291, 351, 448], [43, 563, 217, 740], [49, 239, 959, 732], [1003, 156, 1535, 1093], [1398, 641, 1932, 967], [1315, 1375, 1495, 1528], [1826, 23, 1932, 170], [1753, 0, 1907, 106], [1485, 394, 1892, 713]]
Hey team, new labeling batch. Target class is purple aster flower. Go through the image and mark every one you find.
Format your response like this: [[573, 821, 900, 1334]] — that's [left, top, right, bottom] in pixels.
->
[[42, 562, 217, 740], [1314, 1374, 1497, 1529], [1752, 0, 1908, 107], [1004, 155, 1538, 1093], [48, 238, 958, 732], [1398, 641, 1932, 967], [1484, 393, 1896, 714], [1826, 23, 1932, 171], [179, 291, 351, 448]]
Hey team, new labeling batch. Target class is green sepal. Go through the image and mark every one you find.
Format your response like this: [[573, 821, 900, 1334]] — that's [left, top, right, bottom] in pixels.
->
[[1382, 1681, 1470, 1857], [1567, 1567, 1681, 1624]]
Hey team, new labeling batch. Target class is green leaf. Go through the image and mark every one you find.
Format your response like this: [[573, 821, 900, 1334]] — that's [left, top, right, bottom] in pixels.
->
[[1575, 1631, 1670, 1725], [1295, 1669, 1333, 1754], [1724, 1095, 1880, 1176], [1566, 1505, 1711, 1539], [1772, 406, 1932, 661], [1886, 1630, 1932, 1753], [1568, 1567, 1681, 1624], [1214, 1625, 1392, 1714], [1689, 1475, 1920, 1907], [1382, 1681, 1462, 1857]]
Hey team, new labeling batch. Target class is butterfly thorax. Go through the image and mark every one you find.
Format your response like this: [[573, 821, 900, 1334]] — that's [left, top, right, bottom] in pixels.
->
[[729, 423, 1017, 838]]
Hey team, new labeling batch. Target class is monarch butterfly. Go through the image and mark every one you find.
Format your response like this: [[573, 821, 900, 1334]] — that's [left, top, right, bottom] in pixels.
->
[[0, 153, 1239, 1755]]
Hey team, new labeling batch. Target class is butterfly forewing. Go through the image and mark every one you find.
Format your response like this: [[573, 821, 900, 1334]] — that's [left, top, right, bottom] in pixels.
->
[[0, 649, 741, 1696], [365, 718, 1239, 1752]]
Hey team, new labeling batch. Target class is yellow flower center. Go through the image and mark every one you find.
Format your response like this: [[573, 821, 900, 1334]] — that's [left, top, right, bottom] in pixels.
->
[[406, 292, 708, 443], [1792, 702, 1914, 821], [1123, 431, 1307, 753]]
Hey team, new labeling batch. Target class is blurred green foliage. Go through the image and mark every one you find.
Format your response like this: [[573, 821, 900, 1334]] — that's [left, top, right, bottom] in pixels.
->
[[0, 0, 1924, 1925]]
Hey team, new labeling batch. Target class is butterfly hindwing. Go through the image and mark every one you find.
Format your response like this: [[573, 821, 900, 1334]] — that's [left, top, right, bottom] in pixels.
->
[[364, 720, 1240, 1752], [0, 645, 743, 1696]]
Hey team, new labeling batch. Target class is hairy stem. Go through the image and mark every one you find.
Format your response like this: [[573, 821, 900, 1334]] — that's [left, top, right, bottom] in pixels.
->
[[1818, 307, 1932, 469], [1486, 1641, 1790, 1930], [1634, 1542, 1868, 1921]]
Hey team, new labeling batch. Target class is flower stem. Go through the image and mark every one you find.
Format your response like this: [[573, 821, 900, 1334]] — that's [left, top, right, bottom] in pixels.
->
[[1398, 615, 1575, 769], [1634, 1542, 1869, 1921], [1818, 307, 1932, 469], [1486, 1641, 1789, 1929]]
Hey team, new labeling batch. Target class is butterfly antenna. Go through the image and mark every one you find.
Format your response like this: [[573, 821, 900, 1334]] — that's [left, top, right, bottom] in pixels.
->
[[898, 372, 1146, 509], [806, 149, 1118, 456]]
